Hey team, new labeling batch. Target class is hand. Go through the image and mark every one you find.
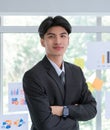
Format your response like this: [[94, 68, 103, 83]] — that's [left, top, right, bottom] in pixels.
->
[[50, 106, 63, 116]]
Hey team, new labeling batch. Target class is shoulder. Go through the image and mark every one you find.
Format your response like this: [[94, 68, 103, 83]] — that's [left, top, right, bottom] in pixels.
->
[[24, 62, 43, 76], [23, 56, 51, 79], [64, 61, 85, 77], [64, 61, 86, 82], [64, 61, 81, 71]]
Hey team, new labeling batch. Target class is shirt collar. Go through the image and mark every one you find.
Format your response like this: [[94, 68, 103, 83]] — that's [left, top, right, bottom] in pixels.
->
[[47, 57, 65, 76]]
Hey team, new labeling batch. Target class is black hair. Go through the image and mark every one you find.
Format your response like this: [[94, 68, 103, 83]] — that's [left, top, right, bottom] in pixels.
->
[[38, 16, 72, 38]]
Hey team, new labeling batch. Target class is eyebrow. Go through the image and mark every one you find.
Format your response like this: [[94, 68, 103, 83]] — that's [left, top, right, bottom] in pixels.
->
[[46, 32, 68, 36]]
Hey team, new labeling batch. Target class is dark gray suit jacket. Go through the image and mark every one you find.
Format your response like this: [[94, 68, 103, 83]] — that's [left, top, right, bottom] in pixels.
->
[[23, 56, 97, 130]]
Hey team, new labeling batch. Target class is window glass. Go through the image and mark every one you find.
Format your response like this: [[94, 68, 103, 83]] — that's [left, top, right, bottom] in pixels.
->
[[3, 16, 96, 26], [3, 33, 45, 113], [3, 16, 47, 26], [98, 33, 110, 130], [102, 33, 110, 41], [64, 16, 96, 26], [102, 16, 110, 26], [65, 33, 96, 76]]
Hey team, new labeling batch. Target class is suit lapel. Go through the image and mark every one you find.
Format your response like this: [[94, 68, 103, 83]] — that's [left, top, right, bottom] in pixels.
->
[[42, 56, 64, 100], [48, 68, 65, 99], [64, 63, 78, 104], [64, 63, 73, 104]]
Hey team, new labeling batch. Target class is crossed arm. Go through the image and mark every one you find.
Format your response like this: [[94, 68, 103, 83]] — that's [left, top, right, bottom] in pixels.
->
[[50, 106, 63, 116], [50, 105, 78, 116]]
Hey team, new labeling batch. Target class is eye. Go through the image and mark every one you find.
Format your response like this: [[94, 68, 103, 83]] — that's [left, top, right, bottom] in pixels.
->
[[48, 35, 55, 38], [61, 34, 67, 38]]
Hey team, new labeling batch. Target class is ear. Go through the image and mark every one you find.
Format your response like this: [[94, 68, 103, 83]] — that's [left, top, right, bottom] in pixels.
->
[[40, 38, 45, 47]]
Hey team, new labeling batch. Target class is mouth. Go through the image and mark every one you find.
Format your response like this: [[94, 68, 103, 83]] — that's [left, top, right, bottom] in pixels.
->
[[53, 46, 64, 50]]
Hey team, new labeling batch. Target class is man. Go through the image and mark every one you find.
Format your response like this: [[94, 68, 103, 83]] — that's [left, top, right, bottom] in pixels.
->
[[23, 16, 97, 130]]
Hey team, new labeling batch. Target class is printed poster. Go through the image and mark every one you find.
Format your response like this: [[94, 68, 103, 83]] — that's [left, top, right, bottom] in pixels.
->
[[0, 114, 28, 130], [8, 82, 27, 112], [86, 42, 110, 70]]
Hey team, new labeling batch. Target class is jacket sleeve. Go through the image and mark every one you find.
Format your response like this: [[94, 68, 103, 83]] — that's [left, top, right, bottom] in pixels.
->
[[68, 68, 97, 121], [23, 72, 77, 130]]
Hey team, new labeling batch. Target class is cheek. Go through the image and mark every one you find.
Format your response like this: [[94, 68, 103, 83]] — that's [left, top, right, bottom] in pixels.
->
[[67, 38, 69, 45], [65, 40, 69, 47], [44, 44, 52, 52], [41, 40, 48, 48]]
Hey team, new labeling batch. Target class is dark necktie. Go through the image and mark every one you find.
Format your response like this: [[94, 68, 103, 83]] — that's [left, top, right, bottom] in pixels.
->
[[59, 71, 65, 87]]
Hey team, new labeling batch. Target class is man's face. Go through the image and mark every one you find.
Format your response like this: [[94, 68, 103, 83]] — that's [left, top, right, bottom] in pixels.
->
[[41, 26, 69, 58]]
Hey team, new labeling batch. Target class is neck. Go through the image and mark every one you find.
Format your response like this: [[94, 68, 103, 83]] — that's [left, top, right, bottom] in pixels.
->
[[47, 55, 63, 68]]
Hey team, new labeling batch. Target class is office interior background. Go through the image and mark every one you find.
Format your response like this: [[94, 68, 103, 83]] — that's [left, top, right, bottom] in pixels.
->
[[0, 0, 110, 130]]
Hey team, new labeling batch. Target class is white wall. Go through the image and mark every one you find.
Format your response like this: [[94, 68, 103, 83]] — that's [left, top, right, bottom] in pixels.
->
[[0, 0, 110, 15]]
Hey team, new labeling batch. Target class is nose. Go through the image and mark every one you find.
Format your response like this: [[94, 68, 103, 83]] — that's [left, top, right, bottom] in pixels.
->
[[55, 36, 61, 44]]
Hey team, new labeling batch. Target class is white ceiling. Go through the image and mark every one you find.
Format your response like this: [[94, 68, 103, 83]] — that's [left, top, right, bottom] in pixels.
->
[[0, 0, 110, 15]]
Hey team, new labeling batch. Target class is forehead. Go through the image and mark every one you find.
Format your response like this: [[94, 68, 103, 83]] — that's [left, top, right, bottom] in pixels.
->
[[46, 26, 68, 35]]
